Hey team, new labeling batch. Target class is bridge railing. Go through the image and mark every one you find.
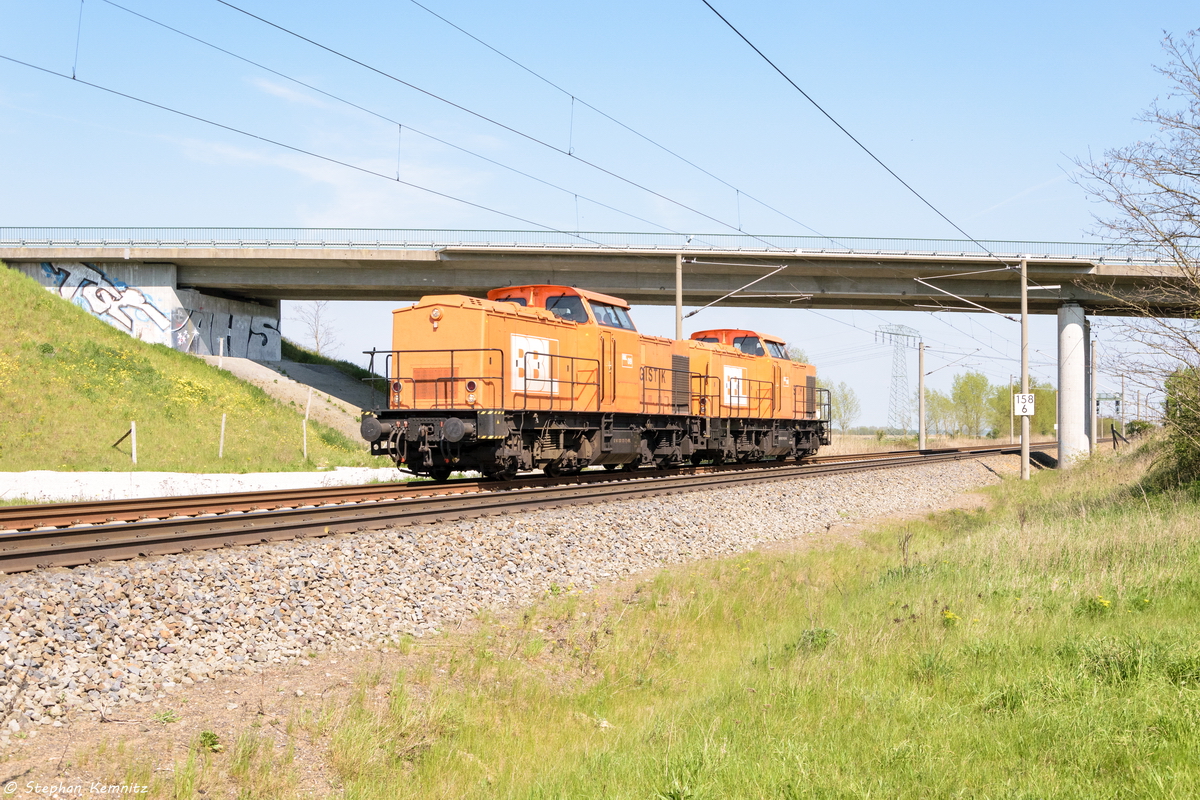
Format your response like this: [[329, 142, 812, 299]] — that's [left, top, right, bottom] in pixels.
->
[[0, 227, 1172, 264]]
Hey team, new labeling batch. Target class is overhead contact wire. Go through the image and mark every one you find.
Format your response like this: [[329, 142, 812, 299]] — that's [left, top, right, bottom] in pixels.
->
[[210, 0, 794, 253], [97, 0, 688, 238], [404, 0, 840, 244], [0, 54, 614, 245], [699, 0, 1010, 267]]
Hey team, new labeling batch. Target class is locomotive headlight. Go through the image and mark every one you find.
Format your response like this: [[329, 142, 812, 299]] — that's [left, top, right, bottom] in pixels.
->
[[465, 380, 478, 392], [429, 308, 443, 321], [391, 380, 403, 394], [467, 393, 477, 403]]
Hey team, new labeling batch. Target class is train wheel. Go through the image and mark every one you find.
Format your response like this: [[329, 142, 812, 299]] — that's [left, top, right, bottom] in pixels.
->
[[429, 467, 453, 482], [603, 463, 619, 471], [619, 456, 643, 472]]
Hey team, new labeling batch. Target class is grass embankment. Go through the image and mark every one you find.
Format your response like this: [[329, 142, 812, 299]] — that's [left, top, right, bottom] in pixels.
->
[[127, 441, 1200, 798], [0, 265, 382, 473]]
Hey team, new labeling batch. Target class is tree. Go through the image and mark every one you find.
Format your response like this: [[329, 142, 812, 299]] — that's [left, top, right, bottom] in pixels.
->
[[986, 382, 1012, 439], [925, 388, 954, 435], [1074, 31, 1200, 477], [291, 300, 341, 357], [1029, 379, 1057, 438], [785, 345, 810, 364], [829, 381, 861, 433], [950, 371, 991, 437]]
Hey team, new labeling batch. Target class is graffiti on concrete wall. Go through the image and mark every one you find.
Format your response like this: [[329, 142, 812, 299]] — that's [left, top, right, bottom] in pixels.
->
[[172, 309, 281, 360], [30, 260, 281, 361], [41, 262, 170, 334]]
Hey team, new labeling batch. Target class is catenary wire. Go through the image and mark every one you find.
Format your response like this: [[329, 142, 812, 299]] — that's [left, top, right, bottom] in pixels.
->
[[95, 0, 697, 240], [0, 53, 626, 247], [403, 0, 842, 244], [698, 0, 1012, 268], [210, 0, 802, 254]]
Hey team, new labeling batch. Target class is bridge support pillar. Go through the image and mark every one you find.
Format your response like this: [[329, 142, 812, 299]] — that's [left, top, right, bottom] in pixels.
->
[[1057, 302, 1089, 466], [1084, 320, 1093, 452]]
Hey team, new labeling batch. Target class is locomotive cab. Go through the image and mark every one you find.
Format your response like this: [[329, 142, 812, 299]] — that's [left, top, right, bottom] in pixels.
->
[[690, 329, 789, 359], [487, 285, 638, 331]]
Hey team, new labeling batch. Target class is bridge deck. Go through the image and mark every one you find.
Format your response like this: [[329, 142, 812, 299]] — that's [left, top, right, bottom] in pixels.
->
[[0, 229, 1181, 315]]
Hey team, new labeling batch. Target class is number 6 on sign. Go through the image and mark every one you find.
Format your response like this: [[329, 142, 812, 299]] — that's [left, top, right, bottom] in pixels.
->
[[1013, 393, 1036, 416]]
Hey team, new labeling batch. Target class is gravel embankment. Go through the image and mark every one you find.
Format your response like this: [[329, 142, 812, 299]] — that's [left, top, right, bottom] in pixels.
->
[[0, 457, 1014, 742]]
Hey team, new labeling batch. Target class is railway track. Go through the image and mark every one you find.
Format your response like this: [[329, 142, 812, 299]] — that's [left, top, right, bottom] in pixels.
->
[[0, 443, 1055, 574]]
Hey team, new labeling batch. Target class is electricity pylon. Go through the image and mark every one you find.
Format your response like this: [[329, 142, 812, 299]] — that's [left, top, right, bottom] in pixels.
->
[[876, 324, 921, 432]]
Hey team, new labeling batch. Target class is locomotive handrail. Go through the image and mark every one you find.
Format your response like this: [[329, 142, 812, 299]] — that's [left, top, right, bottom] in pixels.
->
[[816, 387, 832, 425], [362, 348, 506, 410], [690, 374, 773, 419], [517, 352, 601, 413], [791, 384, 833, 422]]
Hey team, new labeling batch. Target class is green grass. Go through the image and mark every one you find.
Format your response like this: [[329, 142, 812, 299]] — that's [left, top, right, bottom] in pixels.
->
[[0, 264, 385, 473], [256, 440, 1199, 799]]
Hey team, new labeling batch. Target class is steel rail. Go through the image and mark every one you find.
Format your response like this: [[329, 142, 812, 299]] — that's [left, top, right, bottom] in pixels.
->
[[0, 443, 1053, 533], [0, 444, 1049, 574]]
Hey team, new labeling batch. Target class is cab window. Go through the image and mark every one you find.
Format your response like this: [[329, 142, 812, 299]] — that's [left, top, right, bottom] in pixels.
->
[[497, 296, 527, 306], [592, 302, 636, 330], [695, 337, 719, 343], [766, 341, 788, 359], [733, 336, 765, 356], [546, 295, 589, 323]]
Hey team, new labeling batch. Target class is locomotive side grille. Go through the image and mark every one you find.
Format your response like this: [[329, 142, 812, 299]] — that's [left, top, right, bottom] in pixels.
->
[[413, 367, 460, 404], [806, 375, 817, 415], [671, 355, 690, 414]]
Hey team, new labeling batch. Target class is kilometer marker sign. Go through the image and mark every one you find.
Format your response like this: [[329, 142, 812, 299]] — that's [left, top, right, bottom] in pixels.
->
[[1013, 393, 1036, 416]]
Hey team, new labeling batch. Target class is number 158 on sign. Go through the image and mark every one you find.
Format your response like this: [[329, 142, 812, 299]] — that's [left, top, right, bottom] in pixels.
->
[[1013, 394, 1036, 416]]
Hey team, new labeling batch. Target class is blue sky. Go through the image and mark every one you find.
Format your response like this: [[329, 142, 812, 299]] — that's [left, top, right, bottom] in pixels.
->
[[2, 1, 1194, 425]]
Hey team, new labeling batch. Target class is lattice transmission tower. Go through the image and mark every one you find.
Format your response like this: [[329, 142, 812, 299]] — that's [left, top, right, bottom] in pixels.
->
[[875, 324, 921, 432]]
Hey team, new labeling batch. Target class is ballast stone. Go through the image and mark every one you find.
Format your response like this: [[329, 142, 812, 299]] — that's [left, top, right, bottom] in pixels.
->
[[0, 457, 1015, 732]]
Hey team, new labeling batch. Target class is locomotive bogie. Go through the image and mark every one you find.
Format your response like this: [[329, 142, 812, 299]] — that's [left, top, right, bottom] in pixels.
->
[[362, 285, 831, 478]]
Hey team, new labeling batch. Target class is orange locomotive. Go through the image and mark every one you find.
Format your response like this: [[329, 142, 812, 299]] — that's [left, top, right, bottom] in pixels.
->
[[359, 285, 830, 479]]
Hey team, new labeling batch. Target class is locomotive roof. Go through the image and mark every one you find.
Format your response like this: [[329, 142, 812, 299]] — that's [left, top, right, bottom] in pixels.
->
[[486, 285, 631, 309], [689, 329, 787, 345]]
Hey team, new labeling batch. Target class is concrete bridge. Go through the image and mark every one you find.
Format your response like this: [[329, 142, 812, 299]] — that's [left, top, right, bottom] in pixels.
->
[[1, 227, 1183, 467], [0, 227, 1171, 312]]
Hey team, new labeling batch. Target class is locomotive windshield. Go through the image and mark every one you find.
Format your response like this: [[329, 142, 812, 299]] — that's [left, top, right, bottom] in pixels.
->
[[592, 302, 636, 330], [546, 295, 589, 323], [733, 336, 765, 356], [766, 341, 789, 359]]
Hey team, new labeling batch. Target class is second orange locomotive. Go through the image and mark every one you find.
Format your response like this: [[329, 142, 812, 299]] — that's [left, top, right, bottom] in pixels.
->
[[359, 285, 830, 480]]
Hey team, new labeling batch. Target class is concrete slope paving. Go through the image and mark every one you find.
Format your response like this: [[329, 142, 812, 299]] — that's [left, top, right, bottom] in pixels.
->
[[201, 357, 372, 442], [254, 360, 380, 410]]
